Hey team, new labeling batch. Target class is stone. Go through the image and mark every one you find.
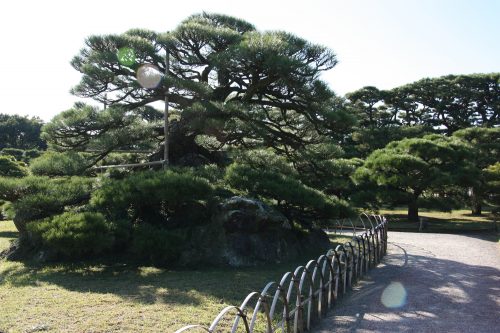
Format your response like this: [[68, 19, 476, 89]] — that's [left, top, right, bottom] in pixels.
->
[[214, 196, 290, 233], [208, 196, 329, 267], [223, 230, 302, 266]]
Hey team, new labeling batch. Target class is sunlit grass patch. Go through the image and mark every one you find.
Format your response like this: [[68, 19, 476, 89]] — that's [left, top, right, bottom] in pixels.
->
[[380, 208, 497, 233], [0, 220, 17, 252], [0, 224, 347, 332]]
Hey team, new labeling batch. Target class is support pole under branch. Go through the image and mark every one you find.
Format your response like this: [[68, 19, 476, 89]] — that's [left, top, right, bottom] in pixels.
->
[[163, 44, 170, 169]]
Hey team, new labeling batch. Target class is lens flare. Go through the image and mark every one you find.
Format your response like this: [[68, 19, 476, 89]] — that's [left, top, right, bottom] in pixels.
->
[[136, 64, 163, 89], [117, 47, 135, 67], [381, 282, 407, 308]]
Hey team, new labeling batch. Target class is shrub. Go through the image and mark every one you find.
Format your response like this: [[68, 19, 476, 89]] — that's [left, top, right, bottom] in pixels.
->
[[0, 155, 29, 177], [30, 151, 88, 176], [24, 149, 42, 161], [1, 148, 42, 163], [27, 212, 113, 258], [1, 148, 24, 161], [107, 218, 132, 248], [1, 201, 15, 220], [99, 152, 143, 166], [91, 170, 214, 226], [188, 164, 226, 184], [131, 224, 185, 266], [484, 162, 500, 215], [225, 163, 354, 222], [0, 175, 53, 202], [0, 176, 94, 233]]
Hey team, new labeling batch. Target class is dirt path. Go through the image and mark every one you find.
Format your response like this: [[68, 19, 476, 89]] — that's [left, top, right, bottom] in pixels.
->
[[314, 232, 500, 333]]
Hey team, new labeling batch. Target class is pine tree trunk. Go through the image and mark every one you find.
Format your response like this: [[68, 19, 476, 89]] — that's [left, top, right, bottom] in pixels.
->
[[471, 187, 483, 216], [472, 202, 482, 216], [408, 200, 419, 222]]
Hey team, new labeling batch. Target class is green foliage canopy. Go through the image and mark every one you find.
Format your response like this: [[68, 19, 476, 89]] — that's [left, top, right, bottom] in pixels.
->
[[453, 127, 500, 214], [43, 13, 353, 167], [225, 163, 353, 223], [91, 170, 214, 226], [0, 114, 46, 150], [42, 103, 161, 166], [484, 162, 500, 215], [27, 212, 113, 258], [30, 151, 89, 176], [354, 135, 478, 220], [0, 155, 28, 178], [347, 73, 499, 136], [0, 176, 94, 234]]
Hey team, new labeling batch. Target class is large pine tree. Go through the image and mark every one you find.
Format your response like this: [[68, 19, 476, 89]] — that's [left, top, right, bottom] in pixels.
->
[[44, 13, 353, 166]]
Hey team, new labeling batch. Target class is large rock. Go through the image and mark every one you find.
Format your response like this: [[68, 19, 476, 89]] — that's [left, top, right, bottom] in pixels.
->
[[208, 196, 329, 267], [223, 230, 302, 266], [213, 196, 291, 233]]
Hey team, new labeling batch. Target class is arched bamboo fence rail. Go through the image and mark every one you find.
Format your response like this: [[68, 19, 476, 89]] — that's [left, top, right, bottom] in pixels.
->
[[175, 214, 388, 333]]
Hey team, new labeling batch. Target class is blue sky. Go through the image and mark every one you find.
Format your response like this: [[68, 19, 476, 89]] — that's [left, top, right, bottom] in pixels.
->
[[1, 0, 498, 121]]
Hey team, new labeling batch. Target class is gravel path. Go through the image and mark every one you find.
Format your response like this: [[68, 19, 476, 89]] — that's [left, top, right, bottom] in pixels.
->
[[314, 231, 500, 333]]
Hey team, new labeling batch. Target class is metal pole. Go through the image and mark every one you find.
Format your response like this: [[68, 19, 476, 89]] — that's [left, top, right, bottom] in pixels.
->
[[92, 160, 164, 170], [163, 43, 170, 169]]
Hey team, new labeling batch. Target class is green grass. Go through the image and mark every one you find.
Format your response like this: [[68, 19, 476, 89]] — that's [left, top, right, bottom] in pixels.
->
[[380, 208, 498, 233], [0, 220, 17, 252], [0, 221, 349, 333], [327, 234, 355, 248]]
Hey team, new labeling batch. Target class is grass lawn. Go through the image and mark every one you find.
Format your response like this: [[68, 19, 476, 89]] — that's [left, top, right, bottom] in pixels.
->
[[327, 234, 355, 248], [380, 208, 498, 233], [0, 220, 17, 252], [0, 220, 349, 333]]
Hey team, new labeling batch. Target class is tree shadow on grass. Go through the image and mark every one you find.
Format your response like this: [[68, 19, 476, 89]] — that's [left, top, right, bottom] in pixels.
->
[[386, 213, 497, 235], [462, 211, 495, 218], [386, 213, 491, 224], [0, 231, 18, 239], [0, 254, 305, 307]]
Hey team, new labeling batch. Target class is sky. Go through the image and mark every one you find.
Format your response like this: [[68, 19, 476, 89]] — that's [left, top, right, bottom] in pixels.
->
[[0, 0, 499, 121]]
